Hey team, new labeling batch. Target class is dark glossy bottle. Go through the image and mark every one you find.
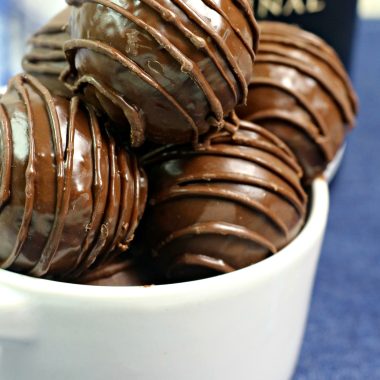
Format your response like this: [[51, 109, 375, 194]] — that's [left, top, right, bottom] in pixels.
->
[[252, 0, 358, 69]]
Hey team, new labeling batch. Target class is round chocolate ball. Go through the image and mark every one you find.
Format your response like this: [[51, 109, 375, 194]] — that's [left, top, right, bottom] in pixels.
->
[[74, 256, 155, 286], [63, 0, 259, 146], [236, 22, 358, 182], [140, 119, 308, 283], [0, 74, 147, 279], [22, 7, 72, 98]]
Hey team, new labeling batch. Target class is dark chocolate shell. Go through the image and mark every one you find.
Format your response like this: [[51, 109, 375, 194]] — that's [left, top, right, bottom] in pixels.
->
[[74, 256, 155, 286], [237, 22, 358, 182], [140, 119, 307, 283], [63, 0, 259, 146], [0, 74, 147, 279], [22, 7, 72, 98]]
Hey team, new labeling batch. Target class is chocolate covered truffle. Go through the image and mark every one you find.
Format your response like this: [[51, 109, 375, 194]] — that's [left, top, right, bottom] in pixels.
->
[[63, 0, 259, 146], [22, 8, 71, 98], [75, 256, 155, 286], [236, 22, 358, 182], [0, 74, 147, 279], [140, 119, 307, 283]]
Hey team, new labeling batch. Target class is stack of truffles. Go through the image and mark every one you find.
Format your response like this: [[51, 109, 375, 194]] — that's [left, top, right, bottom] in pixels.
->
[[0, 2, 357, 285]]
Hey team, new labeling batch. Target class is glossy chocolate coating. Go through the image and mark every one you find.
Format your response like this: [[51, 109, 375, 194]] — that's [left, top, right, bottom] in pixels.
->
[[0, 74, 147, 279], [63, 0, 259, 147], [140, 119, 307, 283], [75, 256, 155, 286], [236, 22, 358, 182], [22, 8, 72, 98]]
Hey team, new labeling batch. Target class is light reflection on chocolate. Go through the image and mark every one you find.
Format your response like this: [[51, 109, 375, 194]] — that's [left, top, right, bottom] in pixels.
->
[[63, 0, 259, 146], [139, 119, 307, 283], [75, 256, 156, 286], [237, 22, 358, 182], [0, 74, 147, 280]]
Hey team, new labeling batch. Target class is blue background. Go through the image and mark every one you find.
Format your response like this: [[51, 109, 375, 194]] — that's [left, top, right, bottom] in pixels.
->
[[294, 20, 380, 379]]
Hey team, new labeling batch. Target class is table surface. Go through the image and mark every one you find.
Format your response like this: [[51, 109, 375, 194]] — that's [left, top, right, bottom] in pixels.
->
[[294, 19, 380, 380]]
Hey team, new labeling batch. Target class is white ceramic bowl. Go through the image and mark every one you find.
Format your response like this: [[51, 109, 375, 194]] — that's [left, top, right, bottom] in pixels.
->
[[324, 144, 346, 183], [0, 178, 329, 380]]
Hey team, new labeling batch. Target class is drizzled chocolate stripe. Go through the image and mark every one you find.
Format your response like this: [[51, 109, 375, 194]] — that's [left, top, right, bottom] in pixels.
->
[[64, 39, 199, 144], [201, 0, 256, 61], [170, 0, 248, 103], [27, 36, 67, 50], [152, 186, 290, 237], [24, 50, 66, 63], [140, 0, 239, 104], [141, 120, 307, 282], [259, 34, 358, 113], [147, 146, 305, 202], [23, 62, 66, 76], [223, 119, 296, 160], [168, 253, 236, 275], [0, 103, 12, 210], [64, 74, 147, 147], [259, 21, 345, 68], [249, 109, 330, 162], [26, 77, 68, 277], [209, 127, 303, 176], [72, 0, 224, 126], [78, 135, 121, 273], [231, 0, 260, 52], [248, 78, 328, 137], [75, 257, 137, 284], [171, 174, 305, 215], [100, 150, 134, 264], [68, 103, 109, 277], [1, 77, 37, 269], [117, 156, 147, 252], [0, 74, 147, 278], [155, 221, 278, 257], [22, 8, 71, 98], [245, 108, 321, 138], [66, 0, 258, 145], [255, 54, 355, 128], [143, 119, 299, 172], [237, 22, 358, 183]]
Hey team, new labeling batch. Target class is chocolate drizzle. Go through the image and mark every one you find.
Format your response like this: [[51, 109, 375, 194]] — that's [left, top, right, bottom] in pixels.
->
[[168, 0, 249, 102], [0, 77, 37, 270], [236, 22, 358, 182], [22, 8, 71, 97], [140, 119, 307, 283], [0, 103, 12, 209], [75, 255, 155, 286], [0, 74, 147, 279], [64, 0, 259, 146]]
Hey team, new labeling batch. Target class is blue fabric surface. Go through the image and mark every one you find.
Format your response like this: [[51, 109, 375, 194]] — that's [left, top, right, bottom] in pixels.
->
[[294, 20, 380, 380]]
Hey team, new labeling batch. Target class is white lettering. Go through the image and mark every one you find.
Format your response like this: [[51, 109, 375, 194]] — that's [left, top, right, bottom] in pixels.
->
[[257, 0, 284, 18], [306, 0, 326, 13], [256, 0, 327, 17], [283, 0, 306, 16]]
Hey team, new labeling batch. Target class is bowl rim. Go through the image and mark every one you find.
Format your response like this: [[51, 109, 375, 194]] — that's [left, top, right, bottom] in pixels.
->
[[0, 177, 329, 299]]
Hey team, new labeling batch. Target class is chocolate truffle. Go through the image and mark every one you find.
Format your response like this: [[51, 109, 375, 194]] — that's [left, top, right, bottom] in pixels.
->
[[236, 22, 358, 182], [0, 74, 147, 279], [63, 0, 259, 146], [140, 119, 307, 283], [75, 256, 155, 286], [22, 7, 71, 98]]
